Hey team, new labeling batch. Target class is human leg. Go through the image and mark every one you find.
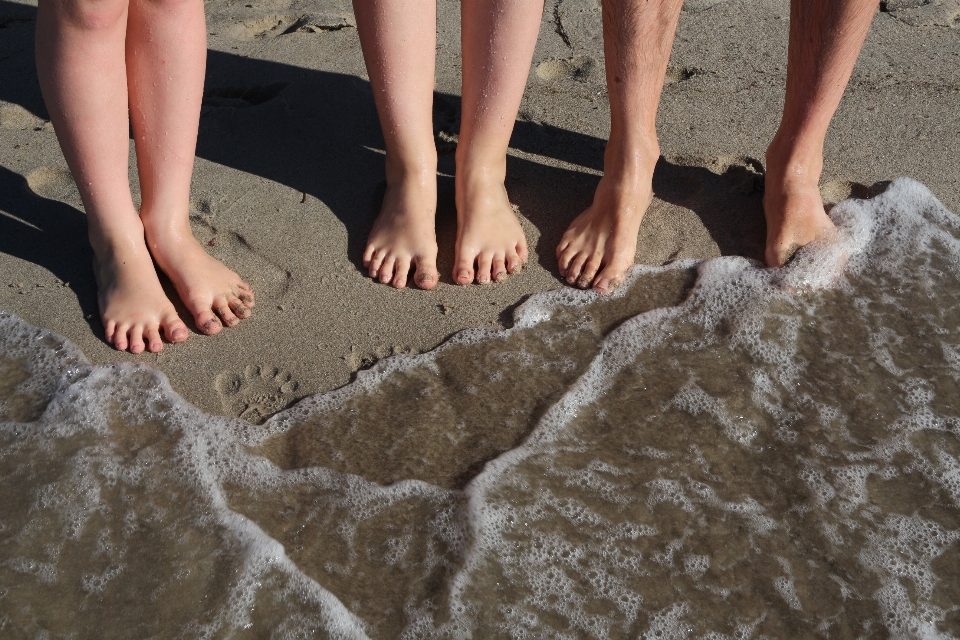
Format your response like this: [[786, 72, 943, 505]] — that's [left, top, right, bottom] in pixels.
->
[[763, 0, 877, 267], [36, 0, 188, 353], [126, 0, 254, 331], [556, 0, 682, 293], [452, 0, 544, 285], [354, 0, 440, 289]]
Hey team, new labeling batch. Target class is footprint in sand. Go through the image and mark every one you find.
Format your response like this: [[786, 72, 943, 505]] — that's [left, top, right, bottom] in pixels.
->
[[216, 12, 355, 40], [554, 0, 602, 49], [665, 67, 707, 85], [25, 166, 82, 206], [821, 180, 873, 207], [881, 0, 960, 28], [189, 215, 291, 299], [215, 365, 300, 424], [218, 14, 298, 40], [342, 344, 417, 373], [0, 104, 45, 130], [682, 0, 732, 12], [535, 57, 596, 82]]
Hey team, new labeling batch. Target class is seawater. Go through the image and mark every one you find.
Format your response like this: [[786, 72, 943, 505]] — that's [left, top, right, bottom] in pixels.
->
[[1, 178, 959, 638]]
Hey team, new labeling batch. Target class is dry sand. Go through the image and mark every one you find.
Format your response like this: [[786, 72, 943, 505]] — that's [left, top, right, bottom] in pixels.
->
[[1, 0, 958, 419]]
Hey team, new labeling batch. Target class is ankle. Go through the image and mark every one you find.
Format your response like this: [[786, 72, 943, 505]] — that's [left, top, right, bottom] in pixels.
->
[[384, 151, 437, 187], [599, 140, 658, 190], [87, 216, 148, 262], [765, 134, 824, 186], [140, 213, 195, 249]]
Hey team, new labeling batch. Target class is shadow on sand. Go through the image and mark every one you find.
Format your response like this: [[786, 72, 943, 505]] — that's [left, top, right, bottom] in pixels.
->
[[0, 0, 766, 303]]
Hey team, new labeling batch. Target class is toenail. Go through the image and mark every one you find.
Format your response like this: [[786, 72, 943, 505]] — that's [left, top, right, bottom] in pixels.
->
[[494, 270, 507, 281]]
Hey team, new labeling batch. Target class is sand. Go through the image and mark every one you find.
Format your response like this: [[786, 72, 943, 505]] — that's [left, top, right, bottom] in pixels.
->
[[1, 0, 959, 419]]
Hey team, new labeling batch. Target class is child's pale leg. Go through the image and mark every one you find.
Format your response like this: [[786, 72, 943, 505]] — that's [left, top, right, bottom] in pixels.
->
[[557, 0, 682, 293], [354, 0, 440, 289], [454, 0, 543, 285], [126, 0, 254, 330], [36, 0, 188, 353], [763, 0, 876, 266]]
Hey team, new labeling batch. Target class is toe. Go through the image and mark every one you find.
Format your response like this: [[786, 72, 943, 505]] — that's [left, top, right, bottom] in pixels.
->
[[146, 327, 164, 353], [577, 256, 602, 289], [214, 297, 240, 327], [492, 255, 507, 282], [236, 284, 255, 307], [593, 261, 628, 295], [113, 323, 129, 351], [476, 253, 493, 284], [414, 258, 439, 290], [104, 319, 117, 344], [557, 246, 575, 277], [378, 257, 396, 284], [454, 254, 475, 285], [368, 249, 385, 277], [362, 243, 376, 267], [516, 242, 529, 264], [392, 257, 411, 289], [506, 250, 523, 274], [565, 252, 588, 285], [128, 325, 146, 354], [162, 313, 189, 343], [229, 296, 252, 319], [194, 309, 223, 335]]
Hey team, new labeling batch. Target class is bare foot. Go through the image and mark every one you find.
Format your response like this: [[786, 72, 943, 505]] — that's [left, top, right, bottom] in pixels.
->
[[453, 173, 528, 285], [363, 171, 439, 290], [144, 221, 255, 334], [93, 235, 189, 354], [763, 151, 836, 267], [557, 165, 654, 295]]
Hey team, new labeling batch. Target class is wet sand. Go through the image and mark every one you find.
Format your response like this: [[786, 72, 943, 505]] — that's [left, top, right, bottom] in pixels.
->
[[1, 0, 959, 420]]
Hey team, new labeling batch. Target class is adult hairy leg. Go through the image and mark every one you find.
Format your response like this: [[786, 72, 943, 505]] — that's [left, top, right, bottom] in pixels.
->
[[763, 0, 878, 267], [556, 0, 683, 293]]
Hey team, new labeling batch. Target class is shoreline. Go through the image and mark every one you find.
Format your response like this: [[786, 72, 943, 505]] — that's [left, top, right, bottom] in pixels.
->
[[1, 0, 958, 418]]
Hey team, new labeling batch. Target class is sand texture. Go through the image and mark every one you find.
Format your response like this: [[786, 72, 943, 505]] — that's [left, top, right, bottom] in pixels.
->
[[1, 0, 959, 418]]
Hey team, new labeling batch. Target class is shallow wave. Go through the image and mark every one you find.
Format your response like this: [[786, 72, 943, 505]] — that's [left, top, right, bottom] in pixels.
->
[[1, 178, 959, 638]]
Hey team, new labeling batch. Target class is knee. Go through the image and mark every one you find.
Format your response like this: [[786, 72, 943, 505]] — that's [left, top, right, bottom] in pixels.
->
[[49, 0, 127, 31]]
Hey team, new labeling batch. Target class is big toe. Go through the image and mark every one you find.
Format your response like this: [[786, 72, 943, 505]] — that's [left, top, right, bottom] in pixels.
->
[[193, 309, 223, 335], [593, 260, 630, 295], [414, 259, 439, 290]]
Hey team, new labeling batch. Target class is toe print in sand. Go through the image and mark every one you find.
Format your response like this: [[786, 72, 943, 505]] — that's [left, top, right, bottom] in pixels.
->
[[215, 364, 300, 424]]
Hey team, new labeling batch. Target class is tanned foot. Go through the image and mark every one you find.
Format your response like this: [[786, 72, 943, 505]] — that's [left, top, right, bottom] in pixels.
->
[[557, 163, 655, 294], [453, 172, 528, 285], [363, 171, 440, 290], [93, 235, 189, 354], [762, 151, 836, 267], [144, 220, 255, 335]]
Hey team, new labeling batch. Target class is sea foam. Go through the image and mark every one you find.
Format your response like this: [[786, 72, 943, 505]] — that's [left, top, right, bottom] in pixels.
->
[[1, 178, 959, 638]]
